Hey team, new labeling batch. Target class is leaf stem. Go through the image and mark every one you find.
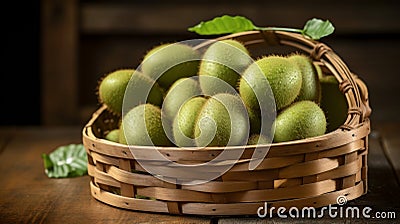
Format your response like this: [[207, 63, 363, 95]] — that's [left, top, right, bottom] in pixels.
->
[[255, 26, 303, 34]]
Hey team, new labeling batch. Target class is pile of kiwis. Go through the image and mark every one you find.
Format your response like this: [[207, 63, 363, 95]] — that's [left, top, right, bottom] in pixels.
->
[[98, 39, 347, 147]]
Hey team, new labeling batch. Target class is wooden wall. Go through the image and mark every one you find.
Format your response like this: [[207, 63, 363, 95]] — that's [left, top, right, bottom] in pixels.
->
[[40, 0, 400, 126]]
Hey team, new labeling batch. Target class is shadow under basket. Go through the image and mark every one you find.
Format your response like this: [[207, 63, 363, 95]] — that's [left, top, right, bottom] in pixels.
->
[[82, 30, 372, 216]]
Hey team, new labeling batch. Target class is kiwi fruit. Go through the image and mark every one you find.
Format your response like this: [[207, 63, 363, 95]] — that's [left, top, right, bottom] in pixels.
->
[[98, 69, 163, 115], [141, 43, 201, 89], [319, 75, 348, 132], [119, 104, 173, 146], [247, 134, 270, 145], [314, 63, 323, 80], [162, 77, 202, 122], [288, 54, 321, 103], [274, 100, 326, 142], [194, 93, 249, 147], [173, 93, 249, 147], [98, 69, 131, 114], [173, 96, 207, 147], [239, 56, 302, 111], [199, 39, 251, 95], [104, 129, 120, 143], [247, 106, 261, 135]]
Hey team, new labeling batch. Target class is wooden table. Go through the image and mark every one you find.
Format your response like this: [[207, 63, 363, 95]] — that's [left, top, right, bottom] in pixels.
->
[[0, 123, 399, 223]]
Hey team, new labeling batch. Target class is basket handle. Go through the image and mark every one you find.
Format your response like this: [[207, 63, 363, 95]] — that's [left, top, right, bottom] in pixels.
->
[[312, 45, 371, 128], [354, 76, 372, 119]]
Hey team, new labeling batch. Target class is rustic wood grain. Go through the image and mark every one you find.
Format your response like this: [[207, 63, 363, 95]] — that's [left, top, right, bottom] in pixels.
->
[[80, 1, 400, 35], [0, 128, 15, 154], [0, 127, 211, 223], [41, 0, 79, 125], [373, 122, 400, 184], [383, 136, 400, 183]]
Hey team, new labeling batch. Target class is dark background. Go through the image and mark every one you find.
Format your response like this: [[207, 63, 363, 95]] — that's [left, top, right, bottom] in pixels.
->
[[2, 1, 41, 125], [2, 0, 400, 126]]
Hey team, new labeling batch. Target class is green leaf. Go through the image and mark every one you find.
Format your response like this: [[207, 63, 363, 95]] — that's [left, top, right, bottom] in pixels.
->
[[188, 15, 257, 35], [188, 15, 335, 40], [42, 143, 88, 178], [42, 153, 53, 169], [302, 18, 335, 40]]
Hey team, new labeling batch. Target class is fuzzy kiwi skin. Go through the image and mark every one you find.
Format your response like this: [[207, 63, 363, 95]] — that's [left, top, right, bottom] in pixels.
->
[[98, 69, 163, 115], [98, 69, 131, 115], [273, 100, 326, 143], [288, 54, 321, 103], [319, 75, 348, 132], [141, 43, 201, 89], [199, 39, 251, 95], [247, 106, 261, 135], [119, 124, 127, 144], [173, 97, 207, 147], [105, 129, 120, 143], [194, 93, 249, 147], [239, 56, 302, 111], [162, 77, 202, 122], [173, 93, 249, 147], [247, 134, 270, 145], [119, 104, 173, 146]]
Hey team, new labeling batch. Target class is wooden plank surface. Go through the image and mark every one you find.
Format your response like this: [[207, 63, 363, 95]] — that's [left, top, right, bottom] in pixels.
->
[[0, 125, 398, 223], [0, 128, 14, 154], [374, 123, 400, 185], [0, 127, 210, 223]]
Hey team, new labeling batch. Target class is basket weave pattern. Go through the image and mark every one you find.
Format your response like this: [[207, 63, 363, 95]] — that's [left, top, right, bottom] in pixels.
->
[[82, 30, 371, 216]]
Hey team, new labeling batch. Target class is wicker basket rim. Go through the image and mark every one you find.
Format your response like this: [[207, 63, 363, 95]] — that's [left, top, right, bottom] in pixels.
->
[[83, 105, 370, 151]]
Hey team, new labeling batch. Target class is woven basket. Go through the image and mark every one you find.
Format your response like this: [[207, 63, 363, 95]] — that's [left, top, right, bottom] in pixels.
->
[[82, 30, 371, 216]]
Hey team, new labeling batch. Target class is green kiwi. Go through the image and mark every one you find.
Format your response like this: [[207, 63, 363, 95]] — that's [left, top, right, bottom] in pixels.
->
[[173, 96, 207, 147], [247, 134, 270, 145], [247, 106, 261, 135], [104, 129, 120, 143], [288, 54, 321, 103], [319, 75, 348, 132], [162, 77, 202, 122], [314, 63, 323, 80], [199, 39, 251, 95], [119, 124, 127, 144], [98, 69, 163, 115], [274, 100, 326, 142], [119, 104, 173, 146], [239, 56, 302, 111], [195, 93, 249, 147], [141, 43, 201, 89], [173, 93, 249, 147]]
